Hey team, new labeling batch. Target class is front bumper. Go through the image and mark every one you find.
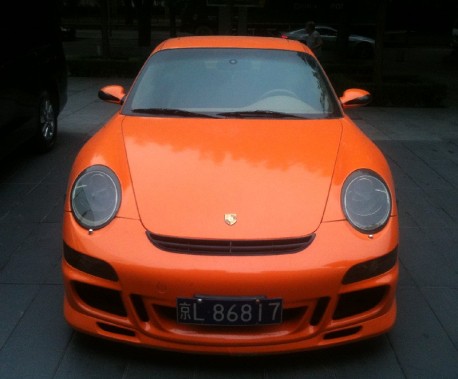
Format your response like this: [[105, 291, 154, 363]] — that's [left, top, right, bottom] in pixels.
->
[[62, 213, 398, 355]]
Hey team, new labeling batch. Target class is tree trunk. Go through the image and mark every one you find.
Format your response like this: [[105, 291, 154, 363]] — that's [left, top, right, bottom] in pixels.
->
[[168, 0, 177, 38], [135, 0, 153, 47], [373, 0, 388, 88], [99, 0, 111, 58]]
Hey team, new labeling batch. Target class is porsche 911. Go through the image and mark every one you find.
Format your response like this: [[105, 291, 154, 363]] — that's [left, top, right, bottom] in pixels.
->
[[62, 36, 398, 355]]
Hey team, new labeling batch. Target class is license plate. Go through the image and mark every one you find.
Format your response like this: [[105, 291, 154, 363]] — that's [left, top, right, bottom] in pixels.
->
[[176, 296, 282, 326]]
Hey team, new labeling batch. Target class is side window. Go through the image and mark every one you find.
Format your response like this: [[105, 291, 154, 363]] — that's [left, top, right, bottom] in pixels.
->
[[317, 28, 337, 37]]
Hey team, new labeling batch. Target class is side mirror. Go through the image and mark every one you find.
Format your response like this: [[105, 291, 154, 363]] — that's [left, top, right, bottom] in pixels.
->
[[340, 88, 371, 109], [98, 85, 126, 104]]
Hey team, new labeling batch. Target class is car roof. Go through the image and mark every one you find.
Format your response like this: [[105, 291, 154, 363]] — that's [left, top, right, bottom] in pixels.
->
[[153, 35, 311, 55]]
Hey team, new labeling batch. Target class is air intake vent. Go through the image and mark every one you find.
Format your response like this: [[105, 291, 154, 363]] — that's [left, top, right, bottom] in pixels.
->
[[146, 232, 315, 255]]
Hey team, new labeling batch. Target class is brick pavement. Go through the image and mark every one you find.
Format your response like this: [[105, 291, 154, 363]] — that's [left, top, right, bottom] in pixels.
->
[[0, 73, 457, 377]]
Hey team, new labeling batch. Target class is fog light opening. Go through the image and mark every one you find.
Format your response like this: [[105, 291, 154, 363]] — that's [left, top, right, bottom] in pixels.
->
[[333, 286, 388, 320], [74, 281, 127, 317]]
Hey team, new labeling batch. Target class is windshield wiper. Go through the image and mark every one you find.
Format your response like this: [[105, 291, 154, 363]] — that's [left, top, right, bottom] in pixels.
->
[[217, 110, 307, 119], [131, 108, 220, 118]]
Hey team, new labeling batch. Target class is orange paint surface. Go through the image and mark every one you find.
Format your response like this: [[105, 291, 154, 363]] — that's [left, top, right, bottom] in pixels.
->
[[63, 36, 398, 354]]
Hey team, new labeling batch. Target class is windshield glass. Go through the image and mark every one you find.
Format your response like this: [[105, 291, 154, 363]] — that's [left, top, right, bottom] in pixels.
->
[[124, 48, 341, 119]]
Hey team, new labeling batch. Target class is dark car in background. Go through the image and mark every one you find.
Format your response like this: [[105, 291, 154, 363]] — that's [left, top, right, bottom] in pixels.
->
[[281, 25, 375, 59], [0, 1, 67, 160]]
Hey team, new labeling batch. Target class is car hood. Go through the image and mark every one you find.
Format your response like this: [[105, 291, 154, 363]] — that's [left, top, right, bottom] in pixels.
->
[[122, 117, 342, 239]]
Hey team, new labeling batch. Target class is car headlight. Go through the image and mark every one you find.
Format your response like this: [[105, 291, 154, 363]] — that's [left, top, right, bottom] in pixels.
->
[[341, 170, 391, 233], [71, 165, 121, 229]]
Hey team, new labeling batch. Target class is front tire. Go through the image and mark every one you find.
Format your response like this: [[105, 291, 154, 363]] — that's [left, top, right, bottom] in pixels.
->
[[34, 91, 58, 153]]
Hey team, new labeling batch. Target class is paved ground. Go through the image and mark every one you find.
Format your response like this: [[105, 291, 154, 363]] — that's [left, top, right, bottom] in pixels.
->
[[1, 75, 457, 378]]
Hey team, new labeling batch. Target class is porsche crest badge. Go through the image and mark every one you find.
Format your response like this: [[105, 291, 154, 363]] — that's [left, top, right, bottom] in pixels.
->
[[224, 213, 237, 226]]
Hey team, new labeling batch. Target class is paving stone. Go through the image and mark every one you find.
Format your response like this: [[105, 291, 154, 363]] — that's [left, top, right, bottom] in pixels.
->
[[54, 334, 128, 379], [396, 188, 453, 228], [0, 284, 40, 349], [0, 223, 62, 284], [388, 287, 458, 379], [422, 288, 458, 347], [0, 222, 35, 270], [400, 227, 458, 288], [264, 337, 404, 379], [420, 227, 458, 272], [0, 285, 72, 379]]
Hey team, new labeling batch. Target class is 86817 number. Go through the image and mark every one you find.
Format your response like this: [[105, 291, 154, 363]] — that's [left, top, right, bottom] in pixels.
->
[[177, 297, 282, 326]]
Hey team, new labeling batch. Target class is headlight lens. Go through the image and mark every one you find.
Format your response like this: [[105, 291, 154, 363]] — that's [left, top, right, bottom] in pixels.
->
[[71, 165, 121, 229], [341, 170, 391, 233]]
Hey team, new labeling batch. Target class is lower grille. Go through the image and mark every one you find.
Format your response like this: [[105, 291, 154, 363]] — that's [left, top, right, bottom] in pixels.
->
[[128, 296, 324, 339], [333, 286, 388, 320], [146, 232, 315, 255], [74, 281, 127, 317]]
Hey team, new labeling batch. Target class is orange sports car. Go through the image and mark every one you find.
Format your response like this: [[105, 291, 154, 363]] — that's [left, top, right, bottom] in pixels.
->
[[62, 36, 398, 355]]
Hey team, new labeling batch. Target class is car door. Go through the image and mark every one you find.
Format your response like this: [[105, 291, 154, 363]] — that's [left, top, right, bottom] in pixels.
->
[[316, 26, 338, 50]]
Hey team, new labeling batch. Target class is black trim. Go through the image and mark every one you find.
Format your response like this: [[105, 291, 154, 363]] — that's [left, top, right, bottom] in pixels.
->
[[63, 243, 118, 281], [74, 282, 126, 316], [146, 232, 315, 255], [342, 248, 398, 284]]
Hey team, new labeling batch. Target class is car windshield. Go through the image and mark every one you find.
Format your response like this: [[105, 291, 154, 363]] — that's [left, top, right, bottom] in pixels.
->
[[124, 48, 341, 119]]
